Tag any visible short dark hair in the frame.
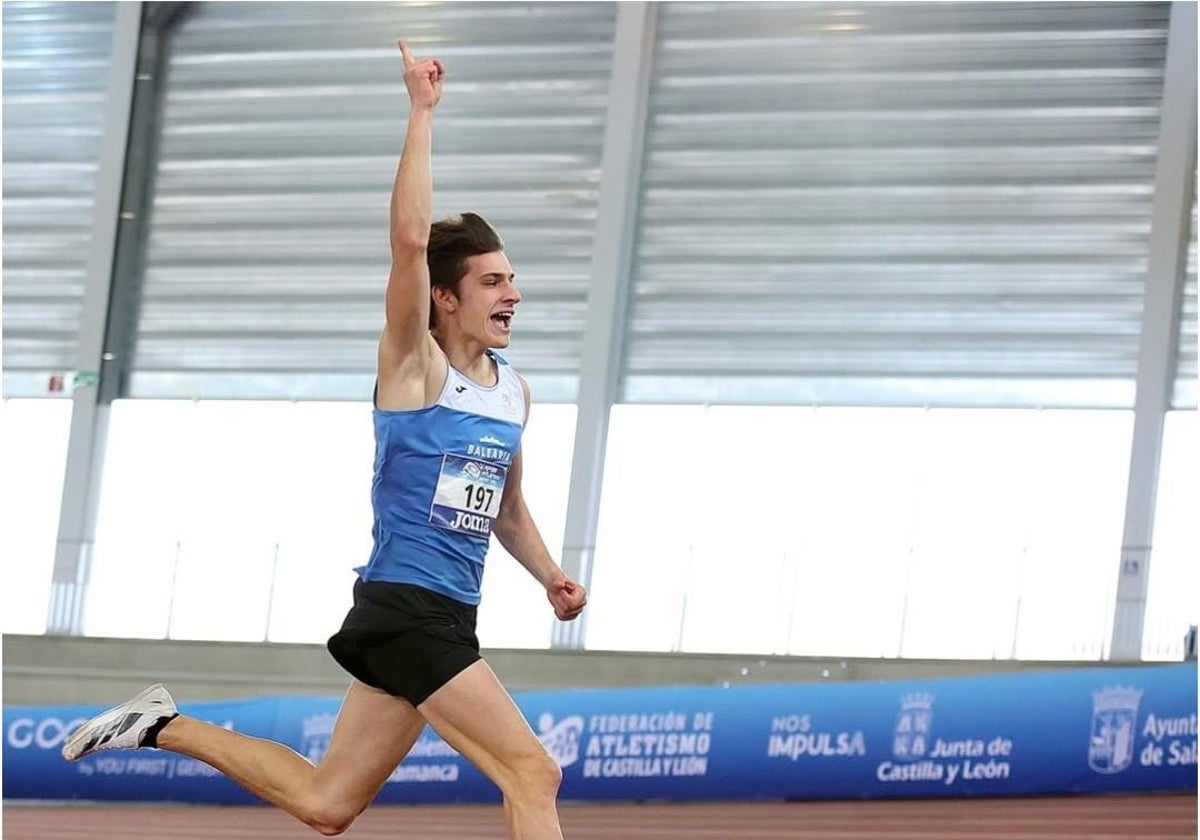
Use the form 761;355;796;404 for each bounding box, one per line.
428;212;505;328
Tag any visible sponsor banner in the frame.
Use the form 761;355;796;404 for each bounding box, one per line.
4;664;1194;804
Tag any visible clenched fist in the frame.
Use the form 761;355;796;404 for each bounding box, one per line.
547;577;588;622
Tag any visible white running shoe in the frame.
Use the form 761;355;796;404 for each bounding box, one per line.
61;683;178;762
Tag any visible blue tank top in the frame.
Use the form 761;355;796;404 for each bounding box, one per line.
357;350;526;605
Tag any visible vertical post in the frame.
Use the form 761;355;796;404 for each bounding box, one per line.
551;2;658;649
1109;1;1197;660
46;3;144;634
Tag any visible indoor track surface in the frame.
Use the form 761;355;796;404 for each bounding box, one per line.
3;793;1196;839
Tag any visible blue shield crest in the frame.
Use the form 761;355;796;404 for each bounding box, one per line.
1088;686;1142;774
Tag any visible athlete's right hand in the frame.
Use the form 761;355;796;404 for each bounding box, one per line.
398;40;444;111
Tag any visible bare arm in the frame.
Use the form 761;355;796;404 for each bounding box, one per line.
493;449;587;622
493;448;560;588
379;41;444;374
493;381;588;621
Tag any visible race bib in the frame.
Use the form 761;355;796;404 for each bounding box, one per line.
429;454;508;538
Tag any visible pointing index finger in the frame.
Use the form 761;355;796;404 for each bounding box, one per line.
398;40;414;68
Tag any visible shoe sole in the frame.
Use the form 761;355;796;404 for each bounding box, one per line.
61;683;168;762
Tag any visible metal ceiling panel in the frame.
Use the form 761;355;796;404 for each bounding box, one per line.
2;1;116;397
130;1;615;401
622;1;1171;408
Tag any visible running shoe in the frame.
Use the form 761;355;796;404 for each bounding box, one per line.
61;683;177;761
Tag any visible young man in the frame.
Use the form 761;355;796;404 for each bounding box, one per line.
61;41;588;840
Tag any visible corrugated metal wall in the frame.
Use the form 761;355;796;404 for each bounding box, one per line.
4;2;1191;410
1;1;116;397
622;2;1172;408
128;1;616;401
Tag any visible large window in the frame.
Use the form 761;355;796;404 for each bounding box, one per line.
88;400;362;641
87;399;575;647
5;397;1173;658
589;406;1132;660
0;398;73;634
1142;410;1198;660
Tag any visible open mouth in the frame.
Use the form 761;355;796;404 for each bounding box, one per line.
490;312;513;332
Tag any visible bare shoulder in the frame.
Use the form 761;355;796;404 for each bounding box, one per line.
376;331;447;410
515;372;532;421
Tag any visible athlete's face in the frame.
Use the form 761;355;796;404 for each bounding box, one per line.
452;251;521;348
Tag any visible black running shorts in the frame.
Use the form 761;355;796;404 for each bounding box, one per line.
327;579;481;706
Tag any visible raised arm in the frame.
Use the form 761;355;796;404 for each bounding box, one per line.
379;41;444;373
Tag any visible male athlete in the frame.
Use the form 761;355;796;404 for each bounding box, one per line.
63;41;587;840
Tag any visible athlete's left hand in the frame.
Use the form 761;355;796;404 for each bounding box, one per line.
547;577;587;621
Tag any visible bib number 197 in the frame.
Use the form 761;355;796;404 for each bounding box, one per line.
463;483;495;513
430;454;507;538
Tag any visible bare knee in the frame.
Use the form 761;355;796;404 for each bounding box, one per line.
504;749;562;804
307;810;353;837
303;798;363;837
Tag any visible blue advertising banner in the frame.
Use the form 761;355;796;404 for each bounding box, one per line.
4;664;1195;804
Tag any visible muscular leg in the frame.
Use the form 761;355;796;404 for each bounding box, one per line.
158;680;425;836
419;660;563;840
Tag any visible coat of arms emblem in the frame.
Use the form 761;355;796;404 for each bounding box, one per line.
1088;686;1143;774
893;693;934;760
